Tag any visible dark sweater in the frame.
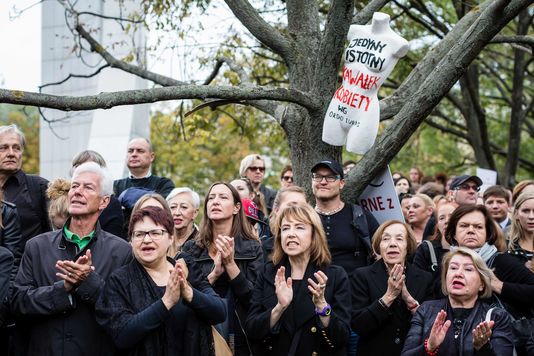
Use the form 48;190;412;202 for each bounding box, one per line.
113;175;175;198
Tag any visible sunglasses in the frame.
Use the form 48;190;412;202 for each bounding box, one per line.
282;176;293;182
248;166;265;173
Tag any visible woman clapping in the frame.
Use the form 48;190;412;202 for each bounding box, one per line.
246;204;351;355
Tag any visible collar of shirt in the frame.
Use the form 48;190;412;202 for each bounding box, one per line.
129;171;152;179
63;225;95;251
499;217;510;230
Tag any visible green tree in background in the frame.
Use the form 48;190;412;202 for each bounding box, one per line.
150;101;289;196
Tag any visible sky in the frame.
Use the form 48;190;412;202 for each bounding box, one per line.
0;0;41;91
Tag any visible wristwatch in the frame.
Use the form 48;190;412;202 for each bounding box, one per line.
315;303;332;316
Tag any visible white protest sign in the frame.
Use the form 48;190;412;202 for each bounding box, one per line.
358;166;404;224
322;12;409;154
476;168;497;194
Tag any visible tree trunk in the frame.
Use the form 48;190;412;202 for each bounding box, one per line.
503;9;529;187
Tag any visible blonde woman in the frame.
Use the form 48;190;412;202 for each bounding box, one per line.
508;193;534;272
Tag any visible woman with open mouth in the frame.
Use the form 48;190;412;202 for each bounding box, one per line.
402;247;514;355
443;204;534;355
245;203;351;355
350;220;433;356
95;206;226;355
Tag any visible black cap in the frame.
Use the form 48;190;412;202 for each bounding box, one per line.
311;160;344;179
450;175;483;189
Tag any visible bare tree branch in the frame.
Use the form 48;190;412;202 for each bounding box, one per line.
224;0;293;61
0;85;320;112
75;23;186;86
39;65;110;90
352;0;391;25
491;35;534;48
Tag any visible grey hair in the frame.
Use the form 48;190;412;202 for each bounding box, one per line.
239;154;264;177
71;162;113;196
0;124;26;148
129;137;153;152
166;187;200;209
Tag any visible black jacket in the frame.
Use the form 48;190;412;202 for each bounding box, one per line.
95;254;226;356
259;185;277;214
3;171;50;246
401;299;514;356
245;258;351;356
182;236;263;355
11;221;132;356
350;261;433;356
99;195;126;239
0;246;13;327
0;201;22;280
113;175;175;199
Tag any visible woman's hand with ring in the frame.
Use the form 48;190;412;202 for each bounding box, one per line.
472;320;494;350
308;270;328;308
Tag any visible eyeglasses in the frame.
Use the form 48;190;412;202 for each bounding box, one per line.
312;174;341;183
248;166;265;173
282;176;293;182
456;184;480;192
132;229;167;241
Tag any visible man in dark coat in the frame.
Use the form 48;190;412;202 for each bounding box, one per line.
11;162;132;356
113;137;175;198
0;124;50;255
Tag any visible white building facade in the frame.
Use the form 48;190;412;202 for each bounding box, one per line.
40;0;149;180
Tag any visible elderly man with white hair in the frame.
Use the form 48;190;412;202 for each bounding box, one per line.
11;162;132;356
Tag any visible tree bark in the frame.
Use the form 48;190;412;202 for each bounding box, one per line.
503;9;530;186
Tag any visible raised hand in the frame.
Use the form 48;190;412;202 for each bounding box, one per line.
472;320;495;350
56;249;95;291
307;270;328;308
176;260;193;303
382;263;405;306
215;235;235;266
427;310;451;352
208;251;224;285
274;266;293;308
162;263;181;310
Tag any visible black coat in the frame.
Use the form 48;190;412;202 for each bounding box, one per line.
182;235;263;355
350;261;433;356
0;246;13;327
245;258;351;356
99;195;126;239
401;299;514;356
95;254;226;356
11;221;132;356
0;201;22;280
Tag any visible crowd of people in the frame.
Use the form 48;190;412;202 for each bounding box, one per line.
0;122;533;356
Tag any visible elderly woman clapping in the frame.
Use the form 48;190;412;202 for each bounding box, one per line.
402;247;514;355
350;220;433;356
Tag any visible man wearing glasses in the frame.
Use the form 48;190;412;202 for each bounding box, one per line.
239;154;277;213
448;175;483;205
311;160;379;273
11;162;132;355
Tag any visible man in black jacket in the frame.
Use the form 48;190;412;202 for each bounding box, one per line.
0;124;50;255
11;162;132;356
113;137;174;198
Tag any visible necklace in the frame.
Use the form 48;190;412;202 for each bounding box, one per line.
315;202;344;216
